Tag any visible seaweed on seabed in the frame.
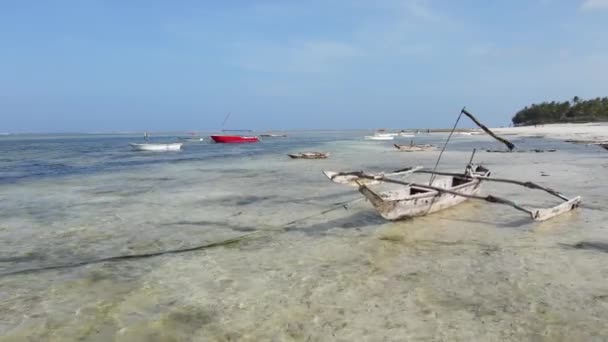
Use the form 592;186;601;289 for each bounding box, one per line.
0;233;260;277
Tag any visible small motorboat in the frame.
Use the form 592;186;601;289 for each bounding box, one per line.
210;135;259;143
288;152;329;159
130;143;183;151
364;133;394;141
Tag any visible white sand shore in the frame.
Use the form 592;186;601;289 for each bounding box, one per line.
492;122;608;143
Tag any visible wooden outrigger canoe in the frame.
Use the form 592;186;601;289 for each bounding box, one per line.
323;164;581;222
288;152;329;159
323;108;581;222
394;143;436;152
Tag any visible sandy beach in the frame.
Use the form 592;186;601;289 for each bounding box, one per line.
493;122;608;143
0;131;607;341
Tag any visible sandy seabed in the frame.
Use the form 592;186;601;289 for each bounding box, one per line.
1;131;607;341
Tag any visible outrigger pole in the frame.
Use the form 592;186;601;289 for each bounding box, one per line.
429;107;515;185
414;170;569;201
460;108;515;151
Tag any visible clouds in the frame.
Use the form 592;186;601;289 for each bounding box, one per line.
225;0;448;73
229;39;361;73
404;0;442;21
4;0;608;131
581;0;608;10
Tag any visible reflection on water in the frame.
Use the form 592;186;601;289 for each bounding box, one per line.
1;132;607;340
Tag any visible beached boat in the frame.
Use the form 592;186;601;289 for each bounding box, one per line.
130;143;183;151
324;163;581;222
324;165;489;220
394;143;436;152
365;133;394;141
288;152;329;159
210;135;259;143
323;108;581;222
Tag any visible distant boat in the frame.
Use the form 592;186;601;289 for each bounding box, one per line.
260;134;287;138
177;137;204;142
600;143;608;151
288;152;329;159
178;132;204;142
365;133;394;141
394;143;436;152
130;143;183;151
210;135;259;143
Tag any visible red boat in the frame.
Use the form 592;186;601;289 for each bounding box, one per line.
210;135;259;143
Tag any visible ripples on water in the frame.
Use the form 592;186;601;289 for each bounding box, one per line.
1;132;607;340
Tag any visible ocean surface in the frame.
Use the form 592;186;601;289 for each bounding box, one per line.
1;131;607;341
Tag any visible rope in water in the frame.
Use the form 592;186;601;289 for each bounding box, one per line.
0;197;364;277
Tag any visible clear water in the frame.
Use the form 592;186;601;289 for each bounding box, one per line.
1;132;607;341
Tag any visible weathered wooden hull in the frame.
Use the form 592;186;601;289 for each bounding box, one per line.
288;152;329;159
359;176;483;220
394;144;436;152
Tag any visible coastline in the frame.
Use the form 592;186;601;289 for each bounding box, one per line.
492;122;608;143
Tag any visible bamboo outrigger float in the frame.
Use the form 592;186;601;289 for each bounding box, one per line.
323;108;582;222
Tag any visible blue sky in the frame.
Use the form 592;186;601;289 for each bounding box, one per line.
1;0;608;132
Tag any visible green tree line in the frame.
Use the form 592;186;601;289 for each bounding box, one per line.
512;96;608;125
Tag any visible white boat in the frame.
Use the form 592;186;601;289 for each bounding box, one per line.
130;143;183;151
365;133;395;141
